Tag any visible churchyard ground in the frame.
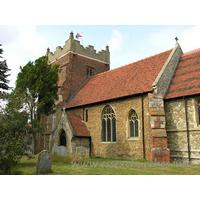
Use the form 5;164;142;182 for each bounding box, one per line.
9;155;200;175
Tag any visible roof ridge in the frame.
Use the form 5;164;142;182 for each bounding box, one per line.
92;48;173;78
120;48;173;68
183;48;200;56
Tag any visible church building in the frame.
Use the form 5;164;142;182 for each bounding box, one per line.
40;32;200;164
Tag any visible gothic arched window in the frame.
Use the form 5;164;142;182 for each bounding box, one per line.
102;105;116;142
129;110;139;138
60;131;66;146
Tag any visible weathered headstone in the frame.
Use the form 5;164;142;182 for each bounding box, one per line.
76;145;90;157
52;146;59;154
57;146;68;157
36;150;52;174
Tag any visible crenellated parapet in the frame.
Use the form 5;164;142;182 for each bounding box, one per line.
47;32;110;64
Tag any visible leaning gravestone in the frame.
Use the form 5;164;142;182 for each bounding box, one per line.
57;146;68;157
36;150;52;174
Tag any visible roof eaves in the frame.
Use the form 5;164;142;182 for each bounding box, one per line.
65;90;152;109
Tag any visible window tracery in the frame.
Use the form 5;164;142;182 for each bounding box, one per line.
102;105;116;142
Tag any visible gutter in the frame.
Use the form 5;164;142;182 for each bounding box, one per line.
142;94;146;159
184;97;191;161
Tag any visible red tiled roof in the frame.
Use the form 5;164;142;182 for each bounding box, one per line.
165;49;200;99
65;49;173;109
67;114;90;137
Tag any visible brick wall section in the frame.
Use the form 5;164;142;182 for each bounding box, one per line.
66;94;150;160
51;52;109;108
147;93;170;162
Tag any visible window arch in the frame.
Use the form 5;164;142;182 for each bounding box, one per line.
102;105;116;142
128;109;139;138
60;130;66;146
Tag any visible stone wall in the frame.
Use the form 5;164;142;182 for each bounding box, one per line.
165;96;200;164
66;94;150;160
49;110;91;156
51;110;74;153
71;137;90;154
153;43;183;97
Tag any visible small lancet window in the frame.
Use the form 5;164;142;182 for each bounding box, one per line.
86;109;88;122
90;69;92;76
86;68;90;76
129;110;139;138
86;67;93;77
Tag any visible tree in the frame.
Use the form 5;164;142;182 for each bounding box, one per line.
0;91;30;174
15;56;60;153
0;44;11;91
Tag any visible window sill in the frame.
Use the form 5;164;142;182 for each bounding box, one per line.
101;142;117;144
127;137;139;141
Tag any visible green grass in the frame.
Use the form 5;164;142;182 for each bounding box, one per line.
11;155;200;175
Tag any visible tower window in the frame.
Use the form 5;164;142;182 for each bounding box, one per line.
86;67;94;77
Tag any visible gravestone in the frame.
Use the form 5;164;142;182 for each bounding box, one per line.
36;150;52;174
76;145;90;157
52;146;59;154
57;146;68;157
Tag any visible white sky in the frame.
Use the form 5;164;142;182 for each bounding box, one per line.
2;25;200;91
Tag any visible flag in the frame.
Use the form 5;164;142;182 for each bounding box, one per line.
76;33;82;39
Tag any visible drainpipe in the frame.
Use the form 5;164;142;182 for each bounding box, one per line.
184;97;191;161
142;94;146;159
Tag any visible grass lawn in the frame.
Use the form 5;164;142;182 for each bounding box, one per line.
10;155;200;175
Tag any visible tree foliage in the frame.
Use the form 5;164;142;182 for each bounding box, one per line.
16;56;60;120
15;56;60;153
0;91;30;174
0;44;11;91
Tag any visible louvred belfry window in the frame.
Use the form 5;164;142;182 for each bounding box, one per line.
129;110;139;138
102;105;116;142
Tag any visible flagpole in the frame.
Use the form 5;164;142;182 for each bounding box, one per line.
82;32;83;46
